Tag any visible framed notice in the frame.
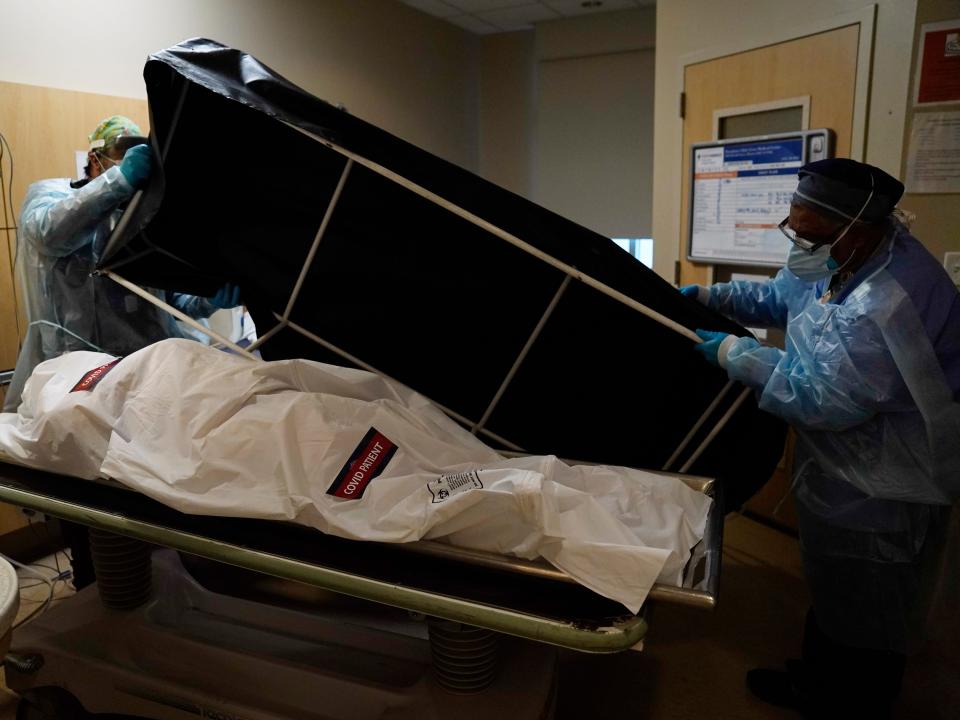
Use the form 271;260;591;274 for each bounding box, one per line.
915;19;960;106
687;129;834;267
905;111;960;193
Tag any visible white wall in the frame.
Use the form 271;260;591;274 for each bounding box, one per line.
0;0;480;169
535;48;655;238
479;32;535;197
478;7;657;240
536;8;656;59
652;0;919;280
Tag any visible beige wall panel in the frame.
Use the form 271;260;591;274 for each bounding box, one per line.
0;0;479;172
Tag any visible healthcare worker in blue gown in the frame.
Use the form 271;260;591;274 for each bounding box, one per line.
682;158;960;719
4;115;239;415
4;116;239;588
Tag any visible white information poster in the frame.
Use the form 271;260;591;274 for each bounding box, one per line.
905;111;960;193
689;138;802;265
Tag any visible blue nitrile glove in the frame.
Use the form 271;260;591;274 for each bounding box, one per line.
211;283;242;309
680;284;711;305
694;329;731;367
119;144;152;188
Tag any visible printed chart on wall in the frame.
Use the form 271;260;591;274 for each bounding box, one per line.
688;138;801;266
905;111;960;193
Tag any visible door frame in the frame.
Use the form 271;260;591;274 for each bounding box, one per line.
677;4;876;160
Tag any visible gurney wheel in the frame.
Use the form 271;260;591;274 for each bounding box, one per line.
427;619;500;694
88;530;152;610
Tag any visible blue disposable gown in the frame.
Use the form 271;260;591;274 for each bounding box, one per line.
707;222;960;651
4;167;218;411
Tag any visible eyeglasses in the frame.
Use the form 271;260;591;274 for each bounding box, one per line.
777;217;837;253
780;174;876;253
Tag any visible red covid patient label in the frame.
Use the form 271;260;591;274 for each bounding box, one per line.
70;359;122;392
326;428;398;500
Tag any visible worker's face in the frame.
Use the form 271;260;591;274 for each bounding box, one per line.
87;147;124;179
786;204;848;249
786;203;881;269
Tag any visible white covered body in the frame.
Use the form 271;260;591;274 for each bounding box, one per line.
0;339;711;612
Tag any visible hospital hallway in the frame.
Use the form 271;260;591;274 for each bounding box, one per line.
554;513;960;720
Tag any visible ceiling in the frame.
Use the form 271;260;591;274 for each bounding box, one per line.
398;0;654;35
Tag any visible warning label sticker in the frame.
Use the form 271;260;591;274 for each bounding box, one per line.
326;428;398;500
428;470;483;504
70;358;122;392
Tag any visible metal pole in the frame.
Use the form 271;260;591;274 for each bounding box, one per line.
679;386;753;473
661;380;734;471
473;275;571;435
283;317;525;452
282;159;354;321
102;271;257;359
282;122;701;344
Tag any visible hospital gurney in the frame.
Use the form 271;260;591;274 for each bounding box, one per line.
0;459;722;714
0;459;721;653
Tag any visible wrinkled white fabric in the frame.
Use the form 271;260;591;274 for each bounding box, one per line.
0;339;711;612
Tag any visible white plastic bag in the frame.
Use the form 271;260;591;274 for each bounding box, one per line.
0;339;711;612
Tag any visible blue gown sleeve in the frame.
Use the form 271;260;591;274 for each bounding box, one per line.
18;168;134;257
167;293;219;320
721;308;909;432
707;268;805;329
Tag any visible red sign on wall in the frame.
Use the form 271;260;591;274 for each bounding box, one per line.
916;21;960;105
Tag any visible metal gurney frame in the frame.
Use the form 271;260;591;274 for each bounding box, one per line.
0;459;722;653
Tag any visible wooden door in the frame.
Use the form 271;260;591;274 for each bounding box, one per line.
678;26;860;530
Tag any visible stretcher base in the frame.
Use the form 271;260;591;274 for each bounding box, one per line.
9;551;558;720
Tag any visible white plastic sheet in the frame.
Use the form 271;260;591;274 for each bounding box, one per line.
0;340;711;612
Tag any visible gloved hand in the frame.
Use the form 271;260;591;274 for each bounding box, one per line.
119;144;152;188
680;284;708;304
694;329;732;367
210;283;242;309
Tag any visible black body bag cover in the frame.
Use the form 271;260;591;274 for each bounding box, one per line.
100;38;786;509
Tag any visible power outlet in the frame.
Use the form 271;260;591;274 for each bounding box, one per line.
945;252;960;287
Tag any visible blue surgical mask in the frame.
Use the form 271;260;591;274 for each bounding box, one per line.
787;244;839;283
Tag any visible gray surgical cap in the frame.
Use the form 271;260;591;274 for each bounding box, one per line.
793;158;904;223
